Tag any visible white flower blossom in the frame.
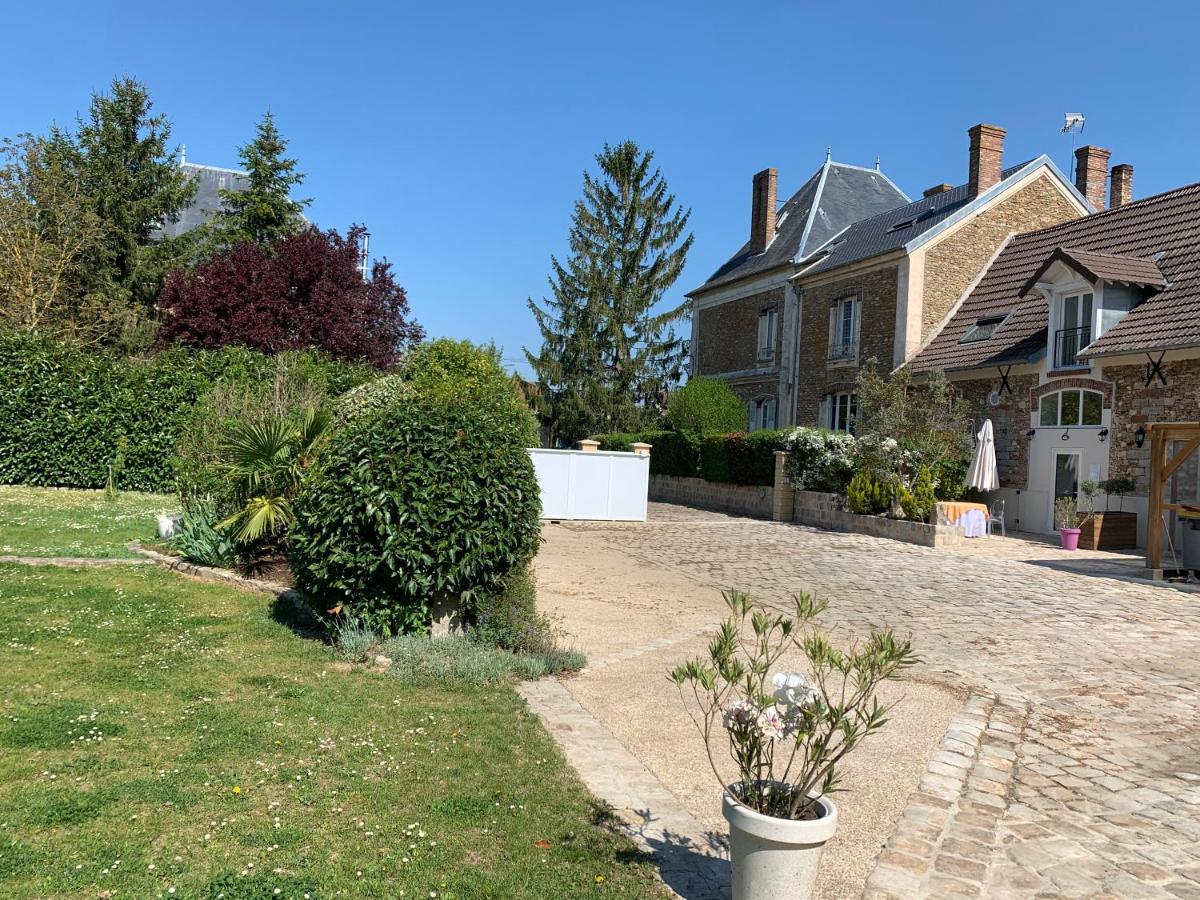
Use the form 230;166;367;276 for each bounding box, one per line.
755;707;787;741
772;672;818;709
721;700;759;731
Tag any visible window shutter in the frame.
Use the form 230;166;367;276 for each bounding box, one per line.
818;395;831;429
747;401;755;431
828;304;837;358
765;398;776;429
852;297;862;355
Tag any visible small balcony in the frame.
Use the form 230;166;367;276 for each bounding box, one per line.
1054;325;1091;370
828;340;858;363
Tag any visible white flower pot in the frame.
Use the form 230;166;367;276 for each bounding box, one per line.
723;791;838;900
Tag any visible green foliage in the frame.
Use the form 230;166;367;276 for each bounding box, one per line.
214;406;329;546
210;111;310;247
700;430;787;486
172;500;237;567
784;427;856;493
403;338;538;447
666;377;746;434
1101;476;1135;512
902;466;937;523
0;332;372;492
378;635;549;684
853;361;971;491
668;589;917;819
847;470;892;515
526;141;693;444
330;374;410;429
289;389;542;635
1054;496;1079;530
592;430;700;477
473;566;585;676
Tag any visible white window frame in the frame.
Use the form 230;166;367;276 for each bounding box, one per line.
828;295;861;364
1038;389;1104;427
830;391;857;433
750;395;777;431
1049;283;1094;370
757;308;777;362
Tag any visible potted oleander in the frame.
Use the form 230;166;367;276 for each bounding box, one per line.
669;591;917;900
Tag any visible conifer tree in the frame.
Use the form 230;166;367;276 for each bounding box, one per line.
526;141;692;444
215;111;310;246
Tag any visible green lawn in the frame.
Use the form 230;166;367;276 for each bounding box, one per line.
0;485;174;558
0;490;667;899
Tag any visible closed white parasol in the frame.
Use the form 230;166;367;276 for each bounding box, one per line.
966;419;1000;492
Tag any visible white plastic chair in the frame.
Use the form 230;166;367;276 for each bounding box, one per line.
988;499;1006;537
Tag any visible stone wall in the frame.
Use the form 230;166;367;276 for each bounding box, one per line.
954;372;1039;488
1107;358;1200;496
695;285;785;375
920;173;1081;338
649;474;774;520
791;490;967;548
795;263;899;426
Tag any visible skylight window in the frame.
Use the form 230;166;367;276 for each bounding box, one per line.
887;217;916;232
959;314;1009;343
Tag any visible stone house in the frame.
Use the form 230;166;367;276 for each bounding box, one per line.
909;163;1200;545
688;124;1090;432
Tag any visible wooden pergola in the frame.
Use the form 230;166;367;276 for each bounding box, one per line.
1145;422;1200;573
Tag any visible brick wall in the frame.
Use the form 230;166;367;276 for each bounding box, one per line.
794;264;898;425
921;174;1081;338
954;373;1039;488
1107;358;1200;495
695;285;785;375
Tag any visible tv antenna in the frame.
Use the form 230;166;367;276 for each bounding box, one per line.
1061;113;1086;179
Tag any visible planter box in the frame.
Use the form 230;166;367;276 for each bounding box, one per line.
792;490;967;549
1078;511;1137;551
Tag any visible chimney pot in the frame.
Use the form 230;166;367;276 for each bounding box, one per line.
923;183;954;198
968;123;1006;199
1075;145;1111;210
750;168;778;254
1110;163;1133;209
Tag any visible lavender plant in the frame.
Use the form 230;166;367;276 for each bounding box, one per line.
669;590;917;820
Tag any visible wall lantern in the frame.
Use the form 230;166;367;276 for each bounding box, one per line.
1135;425;1147;448
1025;429;1037;439
1098;428;1109;443
1061;428;1071;441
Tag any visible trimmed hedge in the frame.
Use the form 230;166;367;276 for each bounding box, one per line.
699;430;787;486
0;332;373;493
593;428;786;486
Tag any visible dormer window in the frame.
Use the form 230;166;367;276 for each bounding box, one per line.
960;314;1009;343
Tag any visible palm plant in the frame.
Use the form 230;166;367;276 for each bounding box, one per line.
217;406;329;546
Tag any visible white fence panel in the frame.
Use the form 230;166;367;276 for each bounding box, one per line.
527;449;649;521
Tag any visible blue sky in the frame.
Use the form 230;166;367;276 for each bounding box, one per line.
3;1;1197;374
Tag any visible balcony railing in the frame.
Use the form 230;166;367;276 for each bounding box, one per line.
828;340;857;362
1054;325;1091;369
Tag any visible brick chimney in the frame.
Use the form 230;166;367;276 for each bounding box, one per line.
1075;145;1111;210
968;124;1006;199
750;168;778;254
1110;163;1133;208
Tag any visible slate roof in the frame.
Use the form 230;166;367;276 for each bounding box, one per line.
156;162;249;239
910;182;1200;372
801;162;1033;277
694;161;909;293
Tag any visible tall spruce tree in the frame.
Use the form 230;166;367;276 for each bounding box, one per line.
214;111;310;246
72;77;196;320
526;141;692;444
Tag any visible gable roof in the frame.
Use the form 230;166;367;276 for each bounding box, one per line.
1017;247;1166;297
910;182;1200;372
693;160;909;294
800;157;1081;278
156;162;250;239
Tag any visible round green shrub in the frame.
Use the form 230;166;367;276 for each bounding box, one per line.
666;377;747;434
330;374;412;430
288;391;542;634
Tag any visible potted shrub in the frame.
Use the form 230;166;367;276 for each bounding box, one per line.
1055;496;1082;551
1078;477;1138;550
669;591;917;900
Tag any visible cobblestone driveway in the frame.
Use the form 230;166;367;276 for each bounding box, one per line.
566;506;1200;899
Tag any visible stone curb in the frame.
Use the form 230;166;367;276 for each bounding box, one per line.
862;688;1030;899
0;555;152;566
128;543;304;604
517;678;731;900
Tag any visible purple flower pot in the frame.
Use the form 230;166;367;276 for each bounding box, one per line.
1060;527;1081;551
